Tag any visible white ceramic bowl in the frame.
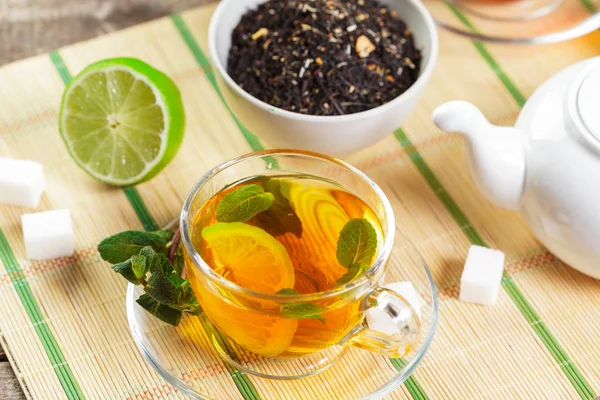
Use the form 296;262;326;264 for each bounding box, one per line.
208;0;438;155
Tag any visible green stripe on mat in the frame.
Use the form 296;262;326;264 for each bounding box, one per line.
171;13;429;398
199;314;261;400
445;3;526;107
390;359;429;400
49;50;261;400
394;129;596;400
170;14;264;153
0;230;84;399
123;187;159;231
49;51;72;85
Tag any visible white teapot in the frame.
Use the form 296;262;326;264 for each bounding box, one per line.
432;57;600;279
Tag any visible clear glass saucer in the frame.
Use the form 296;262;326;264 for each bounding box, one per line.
425;0;600;44
127;232;438;399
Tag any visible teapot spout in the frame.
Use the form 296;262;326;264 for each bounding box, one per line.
432;101;491;138
432;101;526;212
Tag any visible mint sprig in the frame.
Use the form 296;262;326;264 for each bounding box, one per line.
99;229;201;326
216;184;274;222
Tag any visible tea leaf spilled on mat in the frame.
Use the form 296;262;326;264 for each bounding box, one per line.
216;184;274;222
99;229;201;326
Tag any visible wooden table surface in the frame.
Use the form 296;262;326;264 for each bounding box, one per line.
0;1;214;397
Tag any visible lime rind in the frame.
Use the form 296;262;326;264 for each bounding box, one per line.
59;58;185;186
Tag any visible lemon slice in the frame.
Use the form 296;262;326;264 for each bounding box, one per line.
200;222;297;355
200;288;298;356
59;58;185;186
201;222;295;294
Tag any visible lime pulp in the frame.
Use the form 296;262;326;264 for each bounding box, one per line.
59;58;185;186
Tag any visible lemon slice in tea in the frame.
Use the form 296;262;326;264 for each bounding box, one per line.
200;222;297;356
59;58;185;186
199;288;299;356
201;222;295;293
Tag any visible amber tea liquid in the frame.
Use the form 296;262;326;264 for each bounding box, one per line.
186;175;384;357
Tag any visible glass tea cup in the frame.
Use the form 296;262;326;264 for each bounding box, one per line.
180;150;422;378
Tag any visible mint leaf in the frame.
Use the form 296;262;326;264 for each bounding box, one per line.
174;281;203;315
255;180;303;238
336;263;369;286
139;246;171;275
131;254;147;280
169;272;186;288
172;249;184;276
98;230;174;263
281;303;325;324
216;184;274;223
277;288;301;295
278;288;325;323
112;259;140;284
176;280;195;303
136;294;182;326
176;299;202;315
309;315;326;323
145;272;178;305
336;219;378;269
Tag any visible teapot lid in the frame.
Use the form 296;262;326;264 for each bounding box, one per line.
577;66;600;142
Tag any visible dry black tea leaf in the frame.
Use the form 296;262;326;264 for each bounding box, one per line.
228;0;422;116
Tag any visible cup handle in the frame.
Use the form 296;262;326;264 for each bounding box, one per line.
341;286;421;358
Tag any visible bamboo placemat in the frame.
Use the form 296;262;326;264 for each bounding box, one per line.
0;2;599;399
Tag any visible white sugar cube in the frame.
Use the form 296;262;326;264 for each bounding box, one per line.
0;158;45;209
385;281;422;319
22;210;75;260
460;245;505;306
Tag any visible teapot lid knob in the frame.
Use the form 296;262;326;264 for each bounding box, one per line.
576;66;600;143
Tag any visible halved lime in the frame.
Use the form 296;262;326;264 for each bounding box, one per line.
59;58;185;186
